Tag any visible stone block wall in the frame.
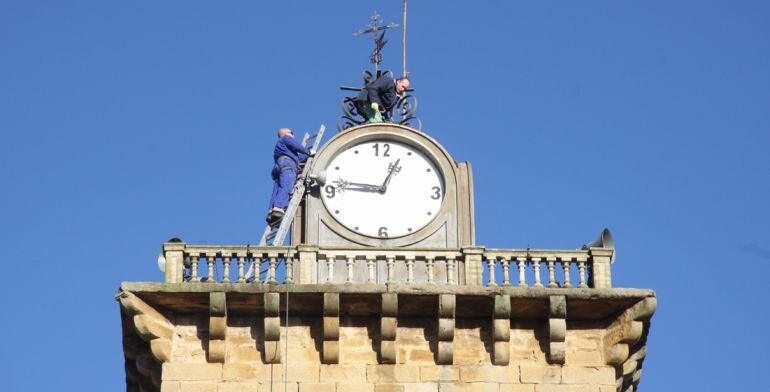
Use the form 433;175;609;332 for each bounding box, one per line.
160;314;615;392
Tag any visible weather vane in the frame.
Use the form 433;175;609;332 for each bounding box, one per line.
338;4;419;131
354;11;399;75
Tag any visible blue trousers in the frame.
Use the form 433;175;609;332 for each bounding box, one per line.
269;157;297;210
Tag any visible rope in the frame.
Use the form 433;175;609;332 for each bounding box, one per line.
402;0;408;77
284;269;290;391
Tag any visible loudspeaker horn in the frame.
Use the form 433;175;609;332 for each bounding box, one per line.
581;228;616;263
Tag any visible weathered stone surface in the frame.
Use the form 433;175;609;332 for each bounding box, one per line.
322;341;339;364
134;314;174;341
382;294;398;317
437;319;455;341
210;292;227;317
283;363;320;382
319;364;367;382
500;385;535;392
178;381;218;391
561;367;615;385
549;296;566;319
323;317;340;340
381;318;398;340
298;382;335;392
437;341;454;365
493;320;511;342
263;341;281;364
160;381;180;392
323;293;340;316
548;319;566;342
438;382;500;392
404;382;439;392
218;382;260;392
381;340;397;364
493;341;510;366
264;318;281;341
151;338;172;363
534;385;602;392
337;383;375;392
438;294;456;318
121;278;655;392
547;342;566;364
264;293;280;316
565;351;602;366
460;365;519;383
162;363;222;381
258;382;298;392
222;364;270;382
208;340;226;363
375;384;405;392
519;365;561;384
367;365;421;383
420;366;459;382
494;295;511;318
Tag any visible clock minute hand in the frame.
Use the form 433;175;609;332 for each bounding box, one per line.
335;179;382;192
379;158;402;193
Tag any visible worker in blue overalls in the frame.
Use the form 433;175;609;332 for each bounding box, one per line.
267;128;314;224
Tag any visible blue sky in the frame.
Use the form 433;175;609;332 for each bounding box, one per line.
1;1;769;390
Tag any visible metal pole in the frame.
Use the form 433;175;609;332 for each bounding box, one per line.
402;0;407;77
284;281;289;392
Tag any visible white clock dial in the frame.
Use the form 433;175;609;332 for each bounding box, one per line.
321;140;445;238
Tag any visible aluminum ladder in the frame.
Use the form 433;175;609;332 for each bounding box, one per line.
245;124;326;281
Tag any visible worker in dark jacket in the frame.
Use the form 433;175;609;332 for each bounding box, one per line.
354;74;410;123
267;128;314;223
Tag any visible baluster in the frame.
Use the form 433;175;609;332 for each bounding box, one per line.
237;256;245;283
546;257;558;288
326;256;335;283
447;257;456;285
386;256;395;283
517;257;527;287
406;256;415;284
190;255;199;281
206;253;216;283
267;254;278;285
285;253;294;284
532;257;543;288
561;258;572;288
366;257;376;283
222;256;231;283
577;258;587;288
346;256;355;283
501;257;511;286
426;256;435;284
486;255;497;287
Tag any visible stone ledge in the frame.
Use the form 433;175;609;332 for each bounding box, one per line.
120;283;654;321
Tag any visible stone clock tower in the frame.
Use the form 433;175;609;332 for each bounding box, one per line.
294;123;475;248
117;122;657;392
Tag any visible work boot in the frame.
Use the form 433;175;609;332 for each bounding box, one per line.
266;207;285;225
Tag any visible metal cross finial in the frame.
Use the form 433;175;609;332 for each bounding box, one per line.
354;11;399;71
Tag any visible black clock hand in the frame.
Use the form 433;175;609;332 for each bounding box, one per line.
334;179;382;193
379;159;401;193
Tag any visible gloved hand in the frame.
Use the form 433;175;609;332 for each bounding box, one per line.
371;102;380;112
308;149;316;157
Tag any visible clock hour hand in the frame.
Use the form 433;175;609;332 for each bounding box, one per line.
379;159;402;193
333;179;382;193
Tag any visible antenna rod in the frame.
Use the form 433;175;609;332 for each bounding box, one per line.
402;0;407;77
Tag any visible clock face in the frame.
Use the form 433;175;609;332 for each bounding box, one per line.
321;140;445;238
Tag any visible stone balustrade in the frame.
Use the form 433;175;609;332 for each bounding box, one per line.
482;249;613;289
162;241;615;288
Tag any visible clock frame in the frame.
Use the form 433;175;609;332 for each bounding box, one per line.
293;123;475;248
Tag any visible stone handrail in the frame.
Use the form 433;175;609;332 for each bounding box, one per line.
161;242;614;288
